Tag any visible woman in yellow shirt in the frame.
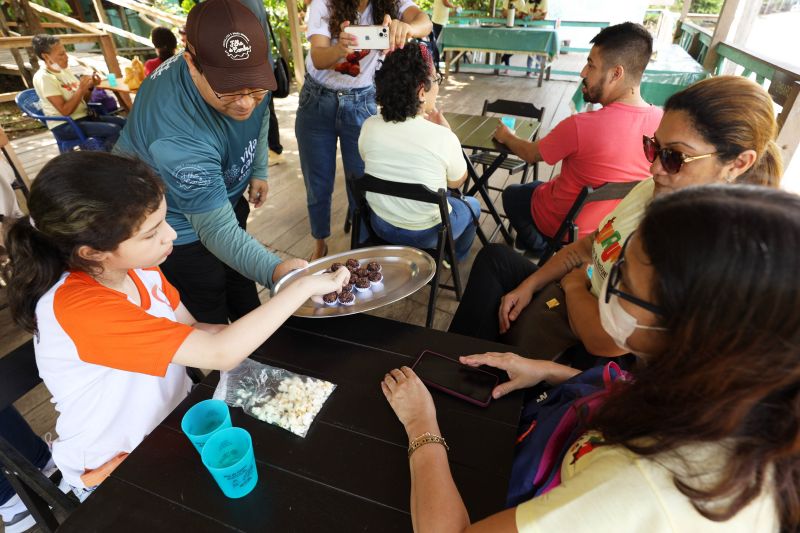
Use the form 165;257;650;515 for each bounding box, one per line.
381;184;798;532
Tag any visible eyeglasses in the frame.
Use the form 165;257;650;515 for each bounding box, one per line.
188;51;268;103
433;72;444;86
642;136;718;175
604;235;665;316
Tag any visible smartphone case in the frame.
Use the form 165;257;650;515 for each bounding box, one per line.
346;25;390;50
411;351;498;408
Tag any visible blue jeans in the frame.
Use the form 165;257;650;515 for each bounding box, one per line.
0;406;51;505
502;181;549;253
370;196;481;262
51;115;127;149
295;75;377;239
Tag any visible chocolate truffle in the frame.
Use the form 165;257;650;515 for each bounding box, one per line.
356;268;369;278
368;271;383;284
366;261;382;273
322;292;338;305
355;277;371;292
342;282;354;292
338;291;355;305
349;273;359;285
346;258;360;269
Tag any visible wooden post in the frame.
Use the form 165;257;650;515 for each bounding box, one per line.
703;0;757;73
285;0;305;88
97;33;132;109
91;0;111;25
8;0;41;73
0;9;31;86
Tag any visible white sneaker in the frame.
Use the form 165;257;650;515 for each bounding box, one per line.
1;494;36;533
268;150;285;166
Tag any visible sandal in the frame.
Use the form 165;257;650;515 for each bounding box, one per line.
309;243;328;262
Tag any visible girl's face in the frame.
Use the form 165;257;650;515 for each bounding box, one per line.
419;67;440;114
604;233;668;358
103;198;177;272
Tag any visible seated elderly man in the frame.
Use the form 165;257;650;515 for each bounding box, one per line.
31;34;126;149
358;42;479;262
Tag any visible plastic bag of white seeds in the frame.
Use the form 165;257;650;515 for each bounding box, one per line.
213;358;336;438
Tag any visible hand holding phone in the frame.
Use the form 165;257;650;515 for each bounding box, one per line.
346;25;390;50
412;350;499;407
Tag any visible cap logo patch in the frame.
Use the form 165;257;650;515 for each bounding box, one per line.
223;32;252;60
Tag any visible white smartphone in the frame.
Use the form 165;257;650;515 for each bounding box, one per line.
345;25;390;50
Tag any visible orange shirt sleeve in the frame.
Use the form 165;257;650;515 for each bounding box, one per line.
53;279;194;377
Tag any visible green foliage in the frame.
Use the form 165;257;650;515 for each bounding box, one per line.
690;0;724;14
30;0;72;15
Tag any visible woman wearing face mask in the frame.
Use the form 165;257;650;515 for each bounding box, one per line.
448;75;783;358
382;185;800;532
31;34;126;150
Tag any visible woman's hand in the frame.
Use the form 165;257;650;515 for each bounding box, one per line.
78;75;94;94
460;352;569;396
381;366;438;437
248;179;268;208
425;106;450;129
383;15;412;52
560;263;591;294
336;21;358;58
493;123;515;145
498;283;534;334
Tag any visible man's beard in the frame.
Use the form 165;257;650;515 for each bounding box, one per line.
582;80;604;104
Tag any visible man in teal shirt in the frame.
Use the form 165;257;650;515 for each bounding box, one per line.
116;0;305;323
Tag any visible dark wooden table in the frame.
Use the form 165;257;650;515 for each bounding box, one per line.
59;314;524;532
445;111;540;245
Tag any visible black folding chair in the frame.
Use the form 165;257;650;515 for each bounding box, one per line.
470;98;545;185
0;340;80;532
347;174;465;328
537;181;640;266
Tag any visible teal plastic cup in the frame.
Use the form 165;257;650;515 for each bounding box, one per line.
107;73;117;87
501;116;516;129
201;427;258;499
181;399;232;453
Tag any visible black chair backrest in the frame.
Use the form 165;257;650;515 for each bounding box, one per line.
347;174;450;248
538;180;640;265
482;98;544;121
0;340;79;531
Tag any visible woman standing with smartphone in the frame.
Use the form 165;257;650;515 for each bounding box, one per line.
296;0;432;260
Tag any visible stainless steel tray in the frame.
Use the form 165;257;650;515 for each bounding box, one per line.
271;246;437;318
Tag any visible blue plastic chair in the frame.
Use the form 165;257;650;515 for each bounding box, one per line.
15;89;106;153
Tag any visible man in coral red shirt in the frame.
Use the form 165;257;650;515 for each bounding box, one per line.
494;22;662;254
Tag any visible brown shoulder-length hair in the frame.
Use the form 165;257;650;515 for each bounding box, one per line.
590;185;800;530
665;75;783;187
327;0;398;39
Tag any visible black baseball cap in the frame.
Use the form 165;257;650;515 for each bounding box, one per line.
185;0;276;93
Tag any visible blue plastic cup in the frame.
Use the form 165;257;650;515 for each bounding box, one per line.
107;73;117;87
201;427;258;499
501;116;516;129
181;399;232;453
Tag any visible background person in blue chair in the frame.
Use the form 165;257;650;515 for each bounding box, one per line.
296;0;432;261
382;185;799;533
115;0;306;324
494;22;662;255
449;76;784;355
30;34;126;149
359;42;478;260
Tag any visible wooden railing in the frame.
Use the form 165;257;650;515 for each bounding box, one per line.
676;20;713;64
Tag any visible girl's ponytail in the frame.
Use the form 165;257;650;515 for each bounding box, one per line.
6;216;66;333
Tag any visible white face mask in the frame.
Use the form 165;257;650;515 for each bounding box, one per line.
598;275;666;356
47;61;62;73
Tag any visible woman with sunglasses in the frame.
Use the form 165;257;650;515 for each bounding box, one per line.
383;185;798;531
449;75;783;358
297;0;432;260
357;42;480;261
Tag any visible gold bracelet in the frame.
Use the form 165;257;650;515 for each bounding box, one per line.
407;432;449;458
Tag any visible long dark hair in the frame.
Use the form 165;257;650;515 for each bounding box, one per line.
328;0;398;39
6;152;164;334
665;76;783;186
591;185;800;530
151;26;178;61
374;41;432;122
